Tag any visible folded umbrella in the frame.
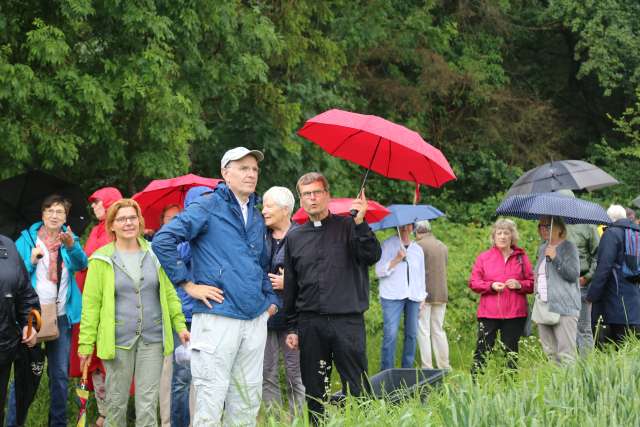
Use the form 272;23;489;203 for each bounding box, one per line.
506;160;618;197
14;309;44;426
75;363;90;427
369;204;444;231
292;198;391;225
496;192;611;225
0;171;89;240
132;173;222;230
298;109;456;195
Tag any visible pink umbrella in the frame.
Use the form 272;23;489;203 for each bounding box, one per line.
298;109;456;193
292;198;391;224
132;174;222;230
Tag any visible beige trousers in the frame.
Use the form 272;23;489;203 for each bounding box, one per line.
159;354;173;426
103;340;164;427
537;315;578;364
417;303;451;369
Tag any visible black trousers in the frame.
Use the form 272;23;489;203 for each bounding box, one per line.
297;313;369;423
0;361;12;427
472;317;527;373
606;324;640;346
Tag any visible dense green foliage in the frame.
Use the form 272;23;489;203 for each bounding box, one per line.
1;0;638;216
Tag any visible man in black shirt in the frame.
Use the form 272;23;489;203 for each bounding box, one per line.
284;172;381;422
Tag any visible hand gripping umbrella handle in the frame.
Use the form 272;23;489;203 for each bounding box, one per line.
27;308;42;337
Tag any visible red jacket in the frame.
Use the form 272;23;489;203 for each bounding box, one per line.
469;246;534;319
71;187;122;380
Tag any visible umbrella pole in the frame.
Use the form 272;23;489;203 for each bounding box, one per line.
351;138;382;217
546;217;554;262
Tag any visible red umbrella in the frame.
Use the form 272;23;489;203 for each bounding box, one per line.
298;109;456;193
132;174;222;230
292;198;391;224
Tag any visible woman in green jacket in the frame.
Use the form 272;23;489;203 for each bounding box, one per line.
78;199;188;427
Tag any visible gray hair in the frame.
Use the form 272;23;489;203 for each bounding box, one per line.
263;186;295;215
607;204;627;222
415;220;432;234
490;218;519;247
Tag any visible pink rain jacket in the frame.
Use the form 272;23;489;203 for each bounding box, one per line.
469;246;534;319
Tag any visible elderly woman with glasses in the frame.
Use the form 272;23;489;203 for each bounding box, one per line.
532;216;580;364
469;218;534;373
78;199;189;426
8;194;88;427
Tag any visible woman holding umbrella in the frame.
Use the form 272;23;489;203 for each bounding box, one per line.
70;187;123;427
78;199;189;427
0;234;39;427
532;216;581;364
469;219;534;373
8;194;88;427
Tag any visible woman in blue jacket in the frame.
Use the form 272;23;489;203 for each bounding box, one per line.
7;194;87;427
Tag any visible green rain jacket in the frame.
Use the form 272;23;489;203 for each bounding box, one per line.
78;238;186;359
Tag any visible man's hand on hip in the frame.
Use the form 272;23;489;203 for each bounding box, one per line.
183;281;224;308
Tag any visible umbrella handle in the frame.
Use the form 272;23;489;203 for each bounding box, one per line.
27;309;42;337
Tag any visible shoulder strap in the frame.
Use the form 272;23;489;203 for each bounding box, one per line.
518;253;524;277
55;247;63;295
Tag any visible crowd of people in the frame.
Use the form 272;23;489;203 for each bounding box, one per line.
0;146;639;426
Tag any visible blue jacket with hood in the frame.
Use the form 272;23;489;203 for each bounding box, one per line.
152;183;279;320
158;185;214;323
15;222;88;325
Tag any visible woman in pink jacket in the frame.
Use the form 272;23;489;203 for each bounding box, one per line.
469;219;534;373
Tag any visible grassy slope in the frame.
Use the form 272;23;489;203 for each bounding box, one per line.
25;220;639;426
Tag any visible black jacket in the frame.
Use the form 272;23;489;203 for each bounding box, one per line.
283;214;381;332
265;223;298;331
587;219;640;325
0;235;40;364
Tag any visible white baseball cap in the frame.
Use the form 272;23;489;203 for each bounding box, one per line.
220;147;264;169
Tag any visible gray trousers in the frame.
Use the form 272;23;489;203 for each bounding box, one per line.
538;316;578;364
262;329;305;414
577;286;594;355
103;340;164;427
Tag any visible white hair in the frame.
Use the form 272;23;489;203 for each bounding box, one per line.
263;186;295;215
415;220;432;233
607;204;627;222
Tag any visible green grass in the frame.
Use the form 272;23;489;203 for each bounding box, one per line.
23;220;639;426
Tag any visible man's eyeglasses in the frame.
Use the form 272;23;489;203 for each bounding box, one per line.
114;215;139;224
44;209;66;217
538;224;551;230
300;189;326;199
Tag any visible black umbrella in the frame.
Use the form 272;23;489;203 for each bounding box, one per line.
0;171;89;240
506;160;618;197
14;309;45;426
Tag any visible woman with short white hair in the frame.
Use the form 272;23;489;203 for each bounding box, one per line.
607;204;627;222
261;186;305;414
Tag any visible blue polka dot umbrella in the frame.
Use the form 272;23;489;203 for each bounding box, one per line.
496;192;611;225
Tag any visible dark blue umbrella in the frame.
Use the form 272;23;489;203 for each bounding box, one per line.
496;192;611;225
370;204;444;231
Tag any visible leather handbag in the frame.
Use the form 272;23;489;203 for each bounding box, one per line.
36;248;63;343
36;302;60;342
531;294;560;326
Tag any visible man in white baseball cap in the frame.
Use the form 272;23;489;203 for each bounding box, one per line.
154;146;278;426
